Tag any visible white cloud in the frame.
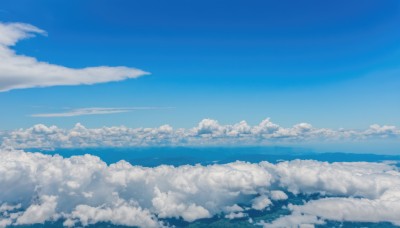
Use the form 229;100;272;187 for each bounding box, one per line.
225;212;247;219
251;195;272;210
0;148;400;227
15;195;58;225
66;204;160;228
30;107;170;117
0;22;148;92
261;160;400;227
261;214;325;228
270;159;399;198
269;190;288;201
1;118;398;148
0;149;274;227
264;189;400;227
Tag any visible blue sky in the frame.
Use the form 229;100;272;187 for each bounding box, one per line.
0;0;399;130
2;3;400;226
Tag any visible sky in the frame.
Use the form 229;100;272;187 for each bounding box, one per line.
0;0;399;130
2;2;400;227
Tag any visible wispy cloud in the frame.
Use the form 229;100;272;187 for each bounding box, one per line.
30;107;171;117
0;22;149;92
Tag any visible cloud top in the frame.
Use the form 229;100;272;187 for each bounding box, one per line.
0;22;148;92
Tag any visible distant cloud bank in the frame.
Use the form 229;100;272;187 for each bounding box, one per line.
0;22;148;92
1;118;398;149
0;148;399;227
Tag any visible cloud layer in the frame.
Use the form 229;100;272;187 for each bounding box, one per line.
1;118;398;149
0;22;148;92
0;149;399;227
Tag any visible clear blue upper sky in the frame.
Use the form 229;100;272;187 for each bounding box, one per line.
0;0;399;129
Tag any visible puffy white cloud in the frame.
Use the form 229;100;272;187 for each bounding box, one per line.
261;214;325;228
269;190;288;201
264;188;400;227
1;148;400;227
364;124;399;138
0;149;274;227
261;160;400;227
225;212;247;219
0;22;148;92
1;118;398;149
151;187;211;222
270;159;400;198
251;195;272;210
15;195;58;225
66;203;160;228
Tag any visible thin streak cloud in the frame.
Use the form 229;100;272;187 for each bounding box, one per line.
30;107;171;117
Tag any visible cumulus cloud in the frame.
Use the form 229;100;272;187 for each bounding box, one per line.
261;214;325;228
261;160;400;227
263;189;400;227
0;22;148;92
1;118;398;148
0;149;400;227
251;195;272;210
66;204;160;227
30;107;171;117
0;149;273;227
15;195;58;225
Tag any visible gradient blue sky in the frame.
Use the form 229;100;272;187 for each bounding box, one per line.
1;0;399;130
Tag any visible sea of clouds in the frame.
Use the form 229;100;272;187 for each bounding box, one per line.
1;148;400;227
1;118;399;149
